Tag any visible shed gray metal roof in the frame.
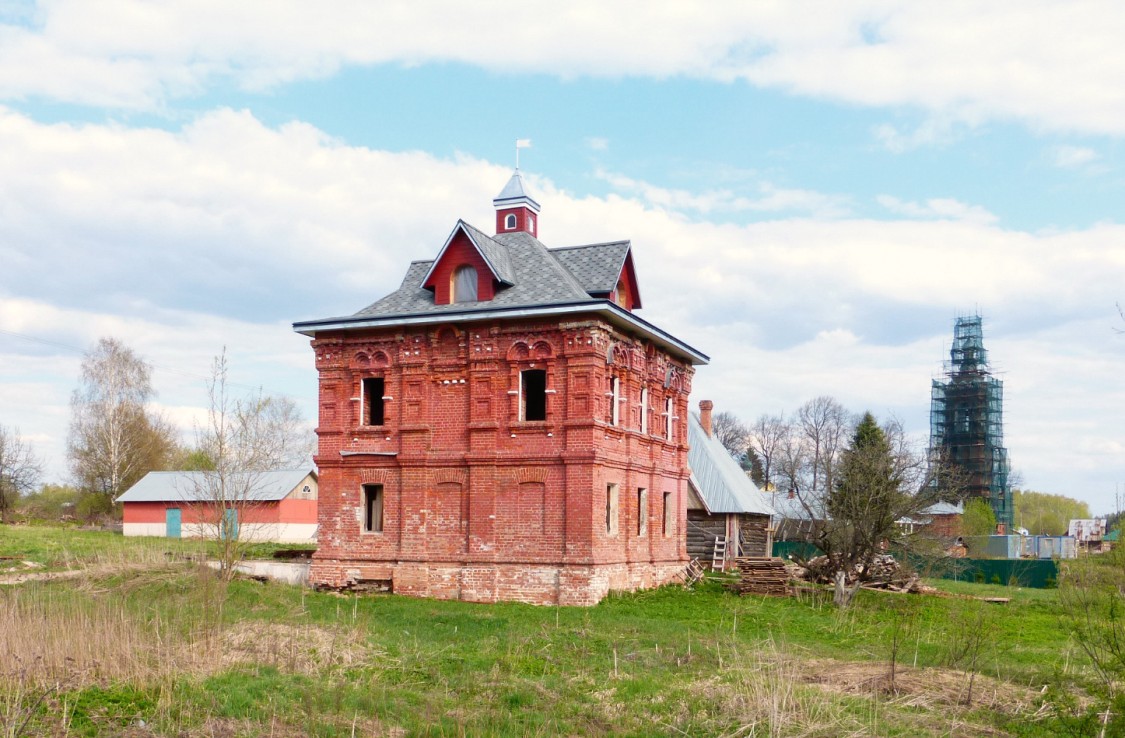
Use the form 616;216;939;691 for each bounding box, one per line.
687;412;773;516
115;469;315;503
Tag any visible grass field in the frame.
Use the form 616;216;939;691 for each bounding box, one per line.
0;526;1112;737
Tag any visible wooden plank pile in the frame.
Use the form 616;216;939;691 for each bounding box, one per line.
731;557;791;597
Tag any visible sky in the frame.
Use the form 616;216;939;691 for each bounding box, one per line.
1;1;1123;514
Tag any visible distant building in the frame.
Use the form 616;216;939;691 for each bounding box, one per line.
116;469;318;543
685;400;774;568
292;170;707;606
929;316;1013;530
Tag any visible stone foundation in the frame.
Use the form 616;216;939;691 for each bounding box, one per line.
309;558;686;606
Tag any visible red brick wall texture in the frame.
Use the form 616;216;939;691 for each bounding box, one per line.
308;316;695;605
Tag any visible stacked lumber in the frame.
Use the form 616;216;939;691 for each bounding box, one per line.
731;557;791;597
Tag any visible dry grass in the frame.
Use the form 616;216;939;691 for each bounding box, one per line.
0;564;378;695
712;640;1054;738
218;621;383;675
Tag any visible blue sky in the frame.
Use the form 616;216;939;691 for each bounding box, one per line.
1;1;1123;512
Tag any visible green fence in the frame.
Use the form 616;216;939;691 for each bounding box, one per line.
771;542;1059;588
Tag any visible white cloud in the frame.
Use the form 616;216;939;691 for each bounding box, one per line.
584;137;609;151
2;2;1125;135
2;109;1122;510
1052;144;1099;169
876;195;998;225
597;170;852;219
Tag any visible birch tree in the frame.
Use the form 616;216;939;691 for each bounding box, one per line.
67;337;175;506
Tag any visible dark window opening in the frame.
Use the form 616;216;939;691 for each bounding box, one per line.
363;484;384;533
522;369;547;421
363;377;385;426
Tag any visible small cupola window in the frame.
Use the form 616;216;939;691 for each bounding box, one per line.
451;265;478;303
504;213;517;230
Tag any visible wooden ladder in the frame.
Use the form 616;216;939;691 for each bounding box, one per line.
712;535;729;571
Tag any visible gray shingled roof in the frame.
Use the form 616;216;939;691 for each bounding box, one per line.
116;469;315;503
687;412;773;515
294;218;710;365
462;221;516;285
550;241;631;296
356;227;623;319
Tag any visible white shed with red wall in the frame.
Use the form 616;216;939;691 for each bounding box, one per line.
116;469;318;544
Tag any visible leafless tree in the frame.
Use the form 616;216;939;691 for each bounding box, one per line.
68;337;176;506
0;426;42;522
748;413;788;491
186;350;312;578
796;396;853;498
711;411;749;458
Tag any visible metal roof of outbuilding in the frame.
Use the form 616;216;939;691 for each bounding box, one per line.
687;411;773;516
115;469;315;503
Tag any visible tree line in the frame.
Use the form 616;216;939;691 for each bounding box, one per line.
1;337;313;524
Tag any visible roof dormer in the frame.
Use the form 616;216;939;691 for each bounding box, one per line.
421;221;515;305
493;169;540;238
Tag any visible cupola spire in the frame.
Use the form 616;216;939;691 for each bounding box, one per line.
493;168;541;237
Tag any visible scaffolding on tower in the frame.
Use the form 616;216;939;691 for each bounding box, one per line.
929;315;1013;530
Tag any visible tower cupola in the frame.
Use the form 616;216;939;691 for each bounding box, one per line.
493;169;541;238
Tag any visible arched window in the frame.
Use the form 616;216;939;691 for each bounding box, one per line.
451;265;478;303
504;213;517;230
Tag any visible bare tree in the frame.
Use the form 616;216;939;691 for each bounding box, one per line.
748;413;788;491
796;396;852;498
711;411;749;458
775;421;808;496
0;426;42;522
68;337;175;507
186;351;312;578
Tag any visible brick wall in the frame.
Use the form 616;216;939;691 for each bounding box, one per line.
308;314;694;604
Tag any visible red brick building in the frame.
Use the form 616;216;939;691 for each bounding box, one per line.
293;170;708;605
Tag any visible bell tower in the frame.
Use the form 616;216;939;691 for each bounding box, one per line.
493;169;540;238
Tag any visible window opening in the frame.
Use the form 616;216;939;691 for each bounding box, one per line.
609;376;621;426
640;388;649;434
664;397;673;438
662;491;673;536
520;369;547;421
505;213;517;229
362;377;385;426
606;483;619;535
363;484;384;533
637;488;648;535
452;265;478;303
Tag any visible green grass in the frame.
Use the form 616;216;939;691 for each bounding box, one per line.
0;524;313;571
0;525;1109;736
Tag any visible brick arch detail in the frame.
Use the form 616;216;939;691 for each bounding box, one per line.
514;467;550;484
360;469;391;484
432;468;468;485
